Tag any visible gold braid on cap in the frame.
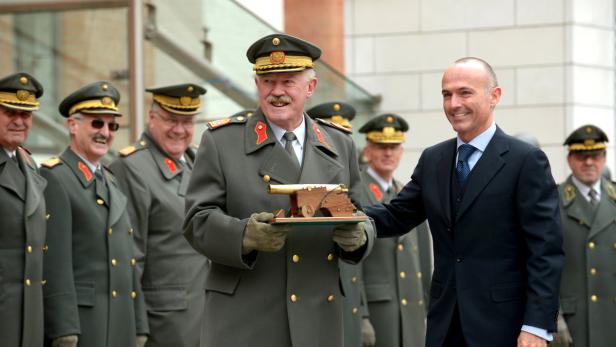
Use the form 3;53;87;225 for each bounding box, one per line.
366;127;406;144
568;143;607;152
69;98;118;116
0;91;39;110
153;94;200;110
254;55;314;74
328;115;353;130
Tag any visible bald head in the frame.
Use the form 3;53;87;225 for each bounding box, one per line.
453;57;498;91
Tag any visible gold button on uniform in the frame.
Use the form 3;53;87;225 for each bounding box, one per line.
397;244;404;251
131;258;136;266
25;279;31;286
292;255;300;263
399;271;406;279
591;295;598;302
108;228;113;236
27;245;32;253
111;259;117;266
588;242;595;249
96;198;104;205
43;244;49;252
401;298;408;306
129;228;134;235
262;175;271;183
290;294;297;303
327;295;335;302
416;272;422;279
131;291;137;299
112;290;118;298
418;299;424;306
351;276;358;284
41;280;47;285
327;253;334;261
46;214;50;220
352;307;359;315
613;242;616;250
590;268;597;276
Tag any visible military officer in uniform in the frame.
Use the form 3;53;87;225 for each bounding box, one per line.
41;81;148;347
559;124;616;347
183;34;375;347
307;101;365;347
0;72;47;347
358;114;431;347
110;83;208;347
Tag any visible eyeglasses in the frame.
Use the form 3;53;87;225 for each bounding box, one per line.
154;112;195;129
90;119;120;132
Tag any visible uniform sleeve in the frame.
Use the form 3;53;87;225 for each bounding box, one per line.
517;148;564;332
183;130;253;269
41;169;81;339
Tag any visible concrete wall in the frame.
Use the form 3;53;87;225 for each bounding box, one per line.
345;0;616;183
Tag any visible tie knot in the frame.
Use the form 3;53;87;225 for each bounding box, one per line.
283;132;297;142
95;168;104;180
458;144;476;162
589;188;599;201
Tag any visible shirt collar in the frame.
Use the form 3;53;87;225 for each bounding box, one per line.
268;115;306;147
366;166;393;192
456;122;496;152
74;152;101;173
3;148;16;158
571;175;602;201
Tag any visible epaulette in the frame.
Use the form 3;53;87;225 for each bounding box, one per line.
119;145;139;157
562;184;576;206
41;157;62;169
207;116;247;130
315;118;352;134
605;181;616;201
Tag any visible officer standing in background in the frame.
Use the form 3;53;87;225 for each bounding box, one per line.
358;114;431;347
41;81;148;347
307;101;366;347
0;72;47;347
559;125;616;347
183;33;375;347
110;83;208;347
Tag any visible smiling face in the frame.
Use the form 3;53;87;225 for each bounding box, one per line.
364;142;404;181
0;106;32;151
147;103;195;160
68;113;117;164
441;60;501;143
255;69;317;130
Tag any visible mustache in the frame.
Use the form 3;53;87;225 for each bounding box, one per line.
266;95;292;105
93;134;109;143
7;125;27;131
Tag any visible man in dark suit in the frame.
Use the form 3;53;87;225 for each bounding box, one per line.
364;57;564;347
0;72;47;347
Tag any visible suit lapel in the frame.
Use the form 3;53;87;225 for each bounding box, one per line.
436;139;456;225
298;116;342;184
106;173;127;227
456;128;507;222
60;148;95;189
0;151;25;201
20;151;46;217
589;179;616;238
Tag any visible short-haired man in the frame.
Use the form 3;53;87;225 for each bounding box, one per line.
0;72;47;347
110;83;208;347
184;34;375;347
559;125;616;347
41;81;148;347
358;113;432;347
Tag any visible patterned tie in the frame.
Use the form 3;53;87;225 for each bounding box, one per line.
588;188;599;207
456;144;477;188
283;132;300;168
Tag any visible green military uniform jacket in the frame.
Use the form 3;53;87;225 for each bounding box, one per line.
41;148;148;347
359;169;431;347
184;109;375;347
339;258;367;347
0;147;46;347
110;131;207;347
558;176;616;347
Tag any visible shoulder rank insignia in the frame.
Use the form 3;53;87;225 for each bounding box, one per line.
316;118;352;134
119;145;138;157
207;115;248;130
563;184;576;204
606;182;616;201
41;157;62;169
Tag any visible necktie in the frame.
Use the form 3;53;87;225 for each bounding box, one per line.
10;154;23;174
283;132;300;168
456;144;477;188
588;188;599;207
95;168;109;203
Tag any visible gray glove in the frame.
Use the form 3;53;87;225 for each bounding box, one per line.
362;318;376;347
136;335;148;347
242;212;290;254
52;335;78;347
333;222;367;252
551;313;572;347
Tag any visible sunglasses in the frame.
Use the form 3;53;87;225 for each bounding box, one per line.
90;119;120;132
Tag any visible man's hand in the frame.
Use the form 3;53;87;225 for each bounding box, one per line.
52;335;78;347
361;318;376;347
517;331;547;347
333;222;367;252
136;335;148;347
242;212;290;254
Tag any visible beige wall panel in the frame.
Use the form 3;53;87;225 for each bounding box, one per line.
516;66;566;105
569;0;613;27
492;68;515;107
568;65;614;107
351;36;375;74
571;26;614;67
350;0;419;35
352;74;421;112
495;106;566;145
468;27;565;66
420;0;514;31
516;0;565;25
402;110;456;149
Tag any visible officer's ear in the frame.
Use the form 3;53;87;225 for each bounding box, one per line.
66;116;79;136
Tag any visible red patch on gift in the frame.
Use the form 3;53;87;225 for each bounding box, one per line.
78;162;92;182
255;121;268;145
369;183;383;202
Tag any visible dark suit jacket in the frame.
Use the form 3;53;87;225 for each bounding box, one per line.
365;127;564;347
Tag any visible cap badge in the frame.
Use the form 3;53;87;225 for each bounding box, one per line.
272;37;281;46
333;103;341;112
78;162;93;182
180;96;192;106
101;96;113;106
255;121;268;145
236;116;245;121
386;116;394;123
270;51;286;64
102;83;109;91
369;183;383;202
19;76;28;85
187;86;194;92
584;139;596;146
16;90;30;101
585;127;592;134
164;158;177;173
